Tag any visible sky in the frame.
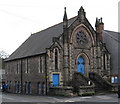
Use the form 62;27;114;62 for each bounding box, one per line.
0;0;119;55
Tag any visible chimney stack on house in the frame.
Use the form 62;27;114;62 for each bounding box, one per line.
95;17;104;42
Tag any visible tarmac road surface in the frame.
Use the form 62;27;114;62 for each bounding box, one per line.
1;92;120;104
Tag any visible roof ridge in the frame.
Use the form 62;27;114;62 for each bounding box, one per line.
5;16;77;61
103;30;120;43
32;16;77;35
104;30;120;34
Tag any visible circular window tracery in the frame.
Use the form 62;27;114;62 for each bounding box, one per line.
76;31;87;44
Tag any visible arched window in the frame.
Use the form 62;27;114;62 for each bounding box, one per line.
18;81;20;93
25;82;28;94
9;81;11;91
38;82;41;95
55;49;58;70
15;81;17;93
103;53;106;70
40;57;42;73
42;82;45;95
16;63;19;74
28;82;31;94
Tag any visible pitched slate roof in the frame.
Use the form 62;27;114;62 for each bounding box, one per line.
5;16;119;70
5;17;77;61
102;30;120;75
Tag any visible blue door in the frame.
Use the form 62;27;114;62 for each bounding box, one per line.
77;56;85;74
53;74;59;87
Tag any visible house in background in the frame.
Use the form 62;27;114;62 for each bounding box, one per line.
0;57;5;91
4;7;119;95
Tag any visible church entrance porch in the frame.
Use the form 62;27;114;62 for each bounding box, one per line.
76;53;90;77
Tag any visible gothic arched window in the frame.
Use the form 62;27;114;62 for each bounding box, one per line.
103;53;106;70
55;49;58;70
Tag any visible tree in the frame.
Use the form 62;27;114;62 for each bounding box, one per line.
0;50;9;59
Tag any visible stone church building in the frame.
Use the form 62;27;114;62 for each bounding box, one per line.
5;7;119;95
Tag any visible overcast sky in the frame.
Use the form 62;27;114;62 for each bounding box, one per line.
0;0;119;55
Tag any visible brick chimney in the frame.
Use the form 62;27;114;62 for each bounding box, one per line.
99;18;104;41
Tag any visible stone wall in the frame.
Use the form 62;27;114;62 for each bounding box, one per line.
78;86;95;96
49;86;73;96
5;54;46;95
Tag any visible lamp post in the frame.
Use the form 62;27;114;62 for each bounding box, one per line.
118;2;120;88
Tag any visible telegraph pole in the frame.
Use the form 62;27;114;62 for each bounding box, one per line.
118;2;120;87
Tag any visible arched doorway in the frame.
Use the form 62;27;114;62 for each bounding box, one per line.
38;82;41;95
77;56;85;75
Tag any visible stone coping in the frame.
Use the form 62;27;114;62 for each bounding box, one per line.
79;85;95;89
50;86;73;89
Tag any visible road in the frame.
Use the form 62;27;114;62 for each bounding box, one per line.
1;92;120;104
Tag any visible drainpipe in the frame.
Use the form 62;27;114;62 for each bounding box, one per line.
21;59;23;94
45;54;47;95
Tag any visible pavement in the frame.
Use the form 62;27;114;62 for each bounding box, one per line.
1;92;120;104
